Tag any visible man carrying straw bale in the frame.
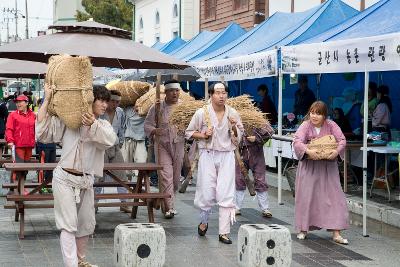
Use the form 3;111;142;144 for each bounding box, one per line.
121;104;147;184
144;80;185;219
37;85;116;267
235;123;274;218
185;82;244;245
96;89;129;213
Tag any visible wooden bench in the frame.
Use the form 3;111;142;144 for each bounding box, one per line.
2;181;137;189
3;162;167;239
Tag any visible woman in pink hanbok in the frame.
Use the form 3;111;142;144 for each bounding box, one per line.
293;101;349;245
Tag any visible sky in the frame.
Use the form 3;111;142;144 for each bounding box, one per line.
0;0;53;43
0;0;381;44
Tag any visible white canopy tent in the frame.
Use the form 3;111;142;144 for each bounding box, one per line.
280;32;400;236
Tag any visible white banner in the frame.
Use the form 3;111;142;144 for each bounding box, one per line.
281;33;400;74
191;50;277;81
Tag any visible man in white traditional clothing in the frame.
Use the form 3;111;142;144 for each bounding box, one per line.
185;82;243;244
36;85;116;267
96;89;129;212
144;80;185;219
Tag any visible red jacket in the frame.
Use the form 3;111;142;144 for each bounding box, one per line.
5;110;36;148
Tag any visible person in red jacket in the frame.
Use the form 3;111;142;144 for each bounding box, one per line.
5;94;36;163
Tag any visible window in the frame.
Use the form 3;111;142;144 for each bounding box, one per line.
155;11;160;25
204;0;216;20
233;0;248;11
139;17;143;29
173;3;178;18
173;31;178;38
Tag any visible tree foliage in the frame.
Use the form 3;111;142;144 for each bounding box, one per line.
76;0;133;31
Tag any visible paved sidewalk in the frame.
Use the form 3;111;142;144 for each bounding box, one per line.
0;185;399;267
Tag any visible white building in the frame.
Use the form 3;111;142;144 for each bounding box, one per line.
53;0;85;24
132;0;199;46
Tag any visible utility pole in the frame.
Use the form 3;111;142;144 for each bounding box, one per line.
15;0;18;41
291;0;294;13
25;0;29;39
3;17;12;43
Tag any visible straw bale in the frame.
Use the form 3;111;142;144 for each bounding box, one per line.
46;54;93;129
135;86;194;116
169;100;206;132
109;81;151;107
227;95;269;134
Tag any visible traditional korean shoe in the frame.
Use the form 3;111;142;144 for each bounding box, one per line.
78;259;98;267
235;209;241;215
164;210;174;219
333;235;349;245
297;232;307;240
219;234;232;244
262;210;273;218
170;209;178;215
197;223;208;236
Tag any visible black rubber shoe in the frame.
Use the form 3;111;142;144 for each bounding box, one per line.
219;234;232;244
198;223;208;236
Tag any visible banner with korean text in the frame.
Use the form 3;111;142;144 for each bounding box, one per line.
191;50;277;81
281;33;400;74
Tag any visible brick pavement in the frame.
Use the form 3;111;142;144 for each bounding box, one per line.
0;185;399;267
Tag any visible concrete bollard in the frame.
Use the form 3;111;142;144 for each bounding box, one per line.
114;223;166;267
238;224;292;267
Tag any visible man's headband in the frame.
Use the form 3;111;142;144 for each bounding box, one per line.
164;83;181;90
110;95;122;101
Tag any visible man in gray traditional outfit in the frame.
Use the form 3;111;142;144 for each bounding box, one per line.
36;85;116;267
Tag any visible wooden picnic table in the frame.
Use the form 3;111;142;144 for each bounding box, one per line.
3;162;167;239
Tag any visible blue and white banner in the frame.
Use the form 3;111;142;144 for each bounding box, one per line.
281;33;400;74
191;50;278;81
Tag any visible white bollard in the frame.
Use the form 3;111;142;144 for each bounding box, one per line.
238;224;292;267
114;223;166;267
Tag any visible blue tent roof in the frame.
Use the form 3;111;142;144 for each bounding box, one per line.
195;0;357;61
304;0;400;43
169;30;220;60
186;23;246;61
159;37;186;54
151;41;165;50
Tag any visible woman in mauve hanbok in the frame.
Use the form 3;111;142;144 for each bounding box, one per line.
293;101;349;245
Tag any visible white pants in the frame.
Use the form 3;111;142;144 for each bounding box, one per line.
235;190;270;211
121;139;147;177
195;149;235;234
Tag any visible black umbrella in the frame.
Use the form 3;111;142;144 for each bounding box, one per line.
142;67;200;82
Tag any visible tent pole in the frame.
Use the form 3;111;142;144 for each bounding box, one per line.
204;78;209;101
362;70;369;237
277;69;283;205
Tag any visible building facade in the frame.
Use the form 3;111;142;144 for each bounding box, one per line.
53;0;85;24
133;0;199;46
200;0;267;31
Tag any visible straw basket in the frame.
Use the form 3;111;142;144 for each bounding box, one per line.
307;135;338;160
46;54;94;129
109;81;150;107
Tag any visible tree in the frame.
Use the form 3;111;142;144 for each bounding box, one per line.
76;0;133;32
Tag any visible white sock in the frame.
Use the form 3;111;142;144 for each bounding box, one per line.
235;190;245;210
60;230;78;267
76;235;89;262
257;191;269;211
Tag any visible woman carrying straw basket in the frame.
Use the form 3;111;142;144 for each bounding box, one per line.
293;101;349;245
37;84;116;267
